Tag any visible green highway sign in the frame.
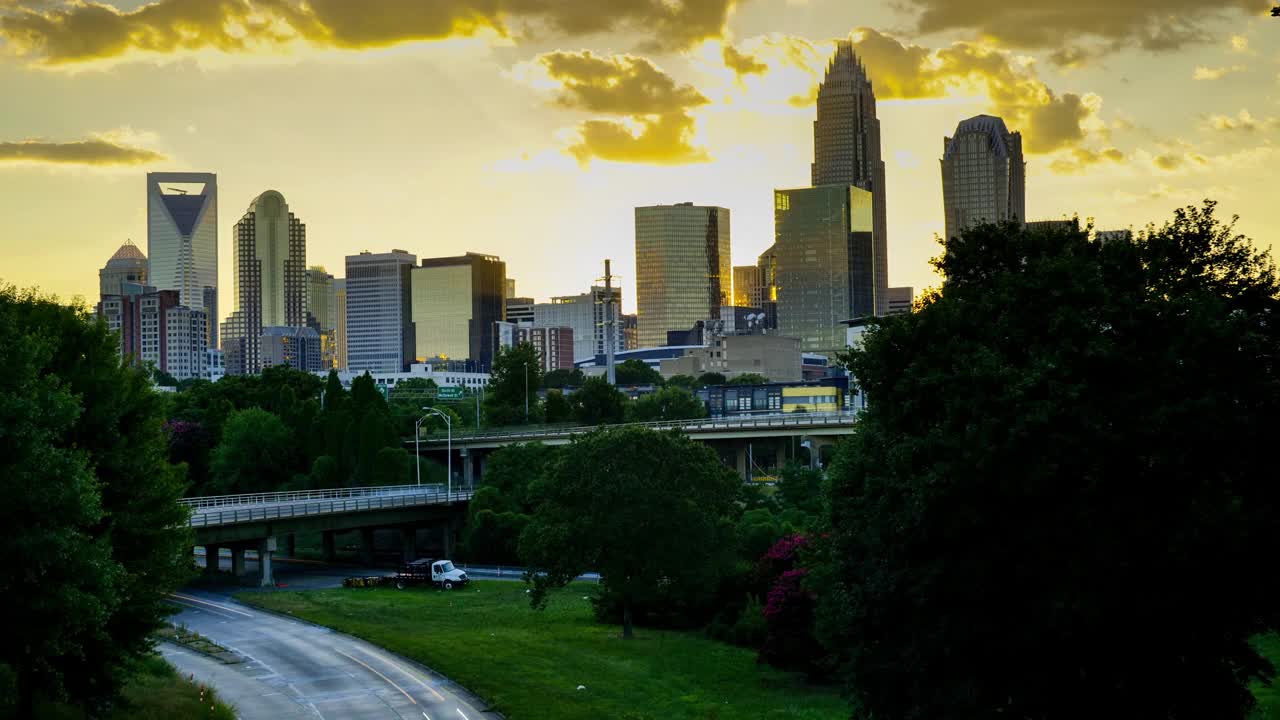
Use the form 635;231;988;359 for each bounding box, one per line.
437;387;464;399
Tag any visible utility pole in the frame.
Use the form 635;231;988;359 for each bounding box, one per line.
601;259;618;385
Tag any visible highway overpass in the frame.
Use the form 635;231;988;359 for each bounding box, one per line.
183;484;471;586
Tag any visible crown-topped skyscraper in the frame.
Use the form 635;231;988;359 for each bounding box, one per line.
810;39;888;316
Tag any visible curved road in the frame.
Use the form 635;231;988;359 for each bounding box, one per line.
165;588;497;720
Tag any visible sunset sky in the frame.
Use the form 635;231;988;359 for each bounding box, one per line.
1;0;1277;317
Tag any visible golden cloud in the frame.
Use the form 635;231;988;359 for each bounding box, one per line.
901;0;1269;58
0;0;740;65
1192;65;1246;80
1048;146;1125;174
722;44;766;78
0;136;166;165
538;51;709;115
568;112;710;166
1206;109;1277;131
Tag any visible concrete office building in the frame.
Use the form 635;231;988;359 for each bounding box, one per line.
99;241;148;296
261;325;323;372
334;278;348;370
410;253;506;370
506;296;535;325
659;333;802;383
886;286;914;316
220;191;308;376
772;184;877;355
306;266;338;369
146;172;218;347
99;288;208;380
941;114;1025;241
346;250;416;373
811;40;888;315
532;286;624;363
634;203;731;348
733;265;762;308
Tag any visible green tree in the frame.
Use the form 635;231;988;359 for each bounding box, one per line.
461;443;558;564
614;358;663;385
774;462;824;518
484;343;543;426
571;376;627;426
696;372;727;387
521;427;740;638
543;368;585;389
371;446;412;486
726;373;769;385
664;374;700;391
627;386;706;422
209;408;295;494
822;205;1280;720
543;389;574;423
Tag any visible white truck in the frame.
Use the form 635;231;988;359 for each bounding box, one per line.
393;558;469;590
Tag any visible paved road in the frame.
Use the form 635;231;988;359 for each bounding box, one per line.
165;589;497;720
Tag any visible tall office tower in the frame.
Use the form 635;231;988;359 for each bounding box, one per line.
147;172;218;346
533;286;624;361
334;278;348;370
634;202;731;348
621;313;638;350
99;241;148;296
811;40;888;315
410;253;506;370
941;114;1025;241
506;296;535;325
346;250;416;373
306;266;337;369
756;244;779;330
219;190;308;376
505;278;516;299
260;326;323;372
732;265;762;308
886;286;914;316
98;288;208;380
773;184;876;355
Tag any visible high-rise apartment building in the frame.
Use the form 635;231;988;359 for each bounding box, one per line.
941;114;1025;241
306;266;337;369
410;253;506;370
532;286;624;361
773;184;876;355
346;250;416;373
99;288;208;380
634;203;731;348
146;172;218;347
732;265;762;308
516;326;575;372
810;40;888;315
334;278;348;370
220;190;308;376
99;241;148;296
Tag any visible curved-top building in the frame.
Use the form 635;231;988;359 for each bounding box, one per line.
941;114;1025;241
99;240;148;296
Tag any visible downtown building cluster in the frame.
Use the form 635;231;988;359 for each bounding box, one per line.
95;39;1037;389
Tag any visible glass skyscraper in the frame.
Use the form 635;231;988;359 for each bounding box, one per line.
410;253;507;371
346;250;416;373
634;202;731;348
941;114;1026;241
306;266;338;369
146;172;218;346
810;40;888;316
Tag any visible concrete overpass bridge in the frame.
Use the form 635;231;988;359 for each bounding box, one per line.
411;411;859;484
183;484;471;586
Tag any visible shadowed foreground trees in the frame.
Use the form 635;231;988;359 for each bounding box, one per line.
823;203;1280;719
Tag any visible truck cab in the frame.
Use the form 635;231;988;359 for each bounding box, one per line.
396;558;469;589
429;560;468;589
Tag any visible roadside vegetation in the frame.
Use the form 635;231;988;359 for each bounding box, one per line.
239;581;846;720
16;655;235;720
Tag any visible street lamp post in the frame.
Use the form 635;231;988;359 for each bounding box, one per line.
523;362;529;422
416;407;453;499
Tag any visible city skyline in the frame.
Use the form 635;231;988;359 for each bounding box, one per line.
1;2;1277;318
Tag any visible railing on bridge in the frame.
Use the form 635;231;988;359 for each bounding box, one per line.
416;410;859;444
181;484;472;527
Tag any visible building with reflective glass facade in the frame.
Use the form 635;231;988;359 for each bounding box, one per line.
811;41;888;315
306;266;337;369
772;185;876;355
346;250;416;373
941;114;1025;242
334;278;348;370
410;253;506;371
220;190;308;376
733;265;762;308
147;172;218;347
634;203;731;348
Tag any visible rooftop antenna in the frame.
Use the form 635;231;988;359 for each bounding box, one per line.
598;259;618;385
167;187;189;194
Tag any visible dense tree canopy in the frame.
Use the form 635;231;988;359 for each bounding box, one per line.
614;358;663;386
520;427;740;638
626;386;706;422
823;204;1280;719
725;373;769;386
484;343;543;426
570;376;627;426
542;368;585;389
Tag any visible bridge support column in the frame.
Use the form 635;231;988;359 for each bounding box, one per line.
462;449;474;490
285;533;296;558
441;524;453;559
776;444;787;470
203;545;221;574
258;537;276;587
321;531;336;562
359;528;375;566
230;546;247;577
400;527;417;563
735;446;749;482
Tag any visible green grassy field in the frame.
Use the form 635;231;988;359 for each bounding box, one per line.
29;654;235;720
238;580;847;720
1250;634;1280;719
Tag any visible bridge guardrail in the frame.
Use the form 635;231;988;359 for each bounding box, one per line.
181;483;447;510
415;411;858;445
185;487;471;527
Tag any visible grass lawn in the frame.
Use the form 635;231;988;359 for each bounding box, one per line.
1251;634;1280;719
30;654;235;720
238;580;847;720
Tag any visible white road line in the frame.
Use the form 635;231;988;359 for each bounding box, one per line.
335;648;417;705
356;648;446;702
456;709;469;719
169;593;255;618
167;599;240;620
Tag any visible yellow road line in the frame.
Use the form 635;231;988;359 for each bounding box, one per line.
169;593;254;618
335;648;417;705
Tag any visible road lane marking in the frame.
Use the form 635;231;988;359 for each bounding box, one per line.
335;648;417;705
456;709;469;719
167;598;240;620
169;593;255;618
358;648;446;702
